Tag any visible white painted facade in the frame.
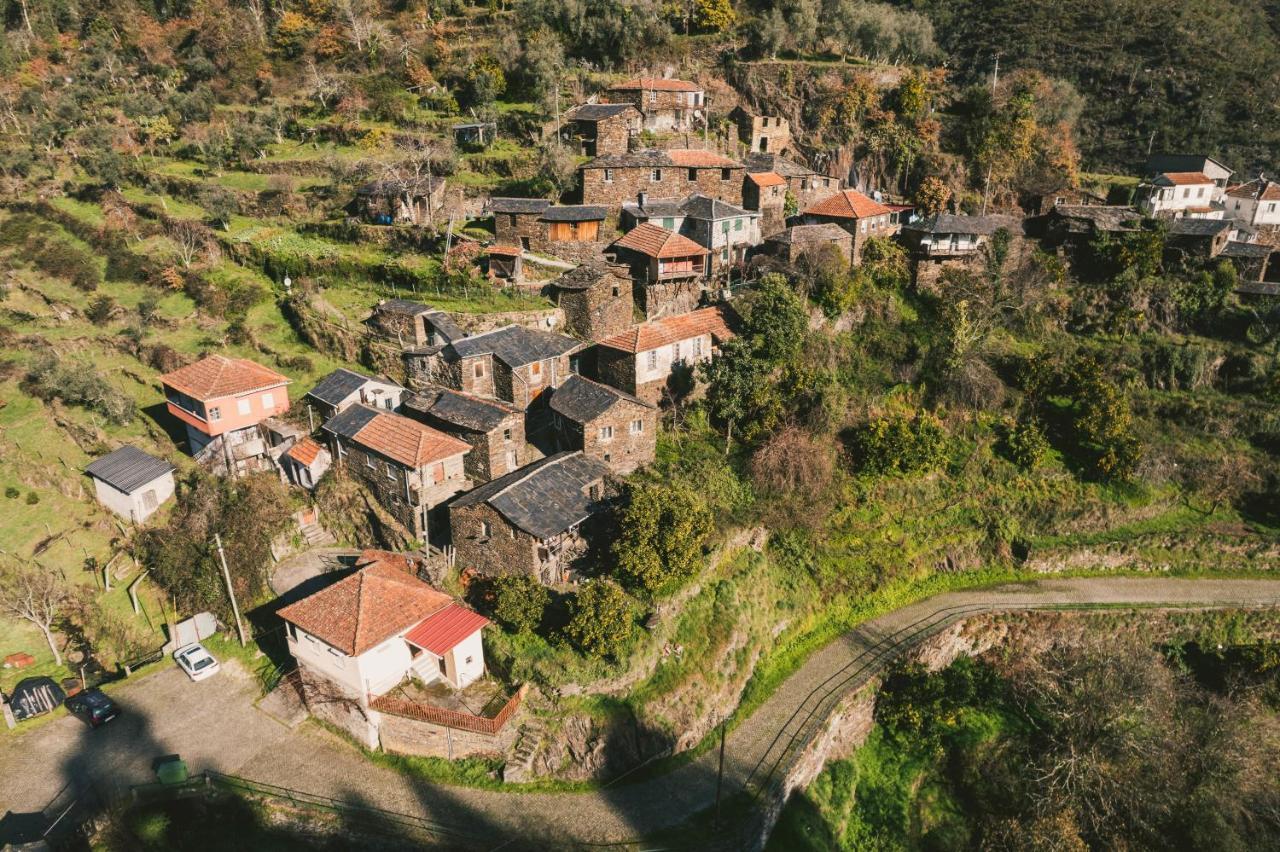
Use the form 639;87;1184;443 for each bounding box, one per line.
89;471;175;524
1226;189;1280;228
633;332;714;386
1139;178;1222;218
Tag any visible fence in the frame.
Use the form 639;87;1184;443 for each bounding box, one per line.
370;683;527;736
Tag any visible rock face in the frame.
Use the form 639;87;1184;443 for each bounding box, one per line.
530;713;673;782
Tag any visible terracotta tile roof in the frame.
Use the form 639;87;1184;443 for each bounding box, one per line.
1158;171;1213;185
351;409;471;468
597;305;734;354
613;223;709;259
488;244;522;257
802;189;892;220
403;604;489;655
747;171;786;188
160;354;290;400
286;437;324;466
609;78;701;92
277;552;452;656
1226;178;1280;201
667;149;740;168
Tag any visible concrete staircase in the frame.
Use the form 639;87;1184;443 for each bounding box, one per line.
502;720;545;783
300;521;336;548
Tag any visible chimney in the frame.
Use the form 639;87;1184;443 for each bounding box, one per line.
637;191;647;209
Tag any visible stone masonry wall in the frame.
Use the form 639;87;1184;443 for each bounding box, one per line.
575;400;656;474
376;710;515;759
450;501;541;580
582;166;743;209
555;277;634;342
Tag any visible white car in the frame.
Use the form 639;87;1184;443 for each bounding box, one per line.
174;643;221;682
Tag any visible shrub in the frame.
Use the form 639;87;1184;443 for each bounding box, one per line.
847;410;949;476
613;482;713;596
562;580;634;661
750;426;836;498
86;294;115;324
490;575;549;634
25;491;39;505
1001;414;1049;470
5;486;19;499
23;351;136;425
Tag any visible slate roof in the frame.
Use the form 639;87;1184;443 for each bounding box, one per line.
903;213;1027;236
767;223;852;245
597;305;735;353
308;368;387;407
609;78;701;92
567;103;640;121
743;153;816;178
487;197;552;215
550;375;651;423
803;189;892;220
613;223;708;259
403;604;489;655
402;389;518;434
678;195;753;220
335;407;471;468
451;452;610;540
540;205;608;222
160;355;290;400
375;299;435;316
1220;241;1273;258
448;325;580;368
84;446;175;494
423;310;465;344
286;437;325;466
623;197;685;219
277;550;453;657
320;404;380;441
549;263;631;291
583;149;742;170
1168;218;1233;237
1050;205;1143;233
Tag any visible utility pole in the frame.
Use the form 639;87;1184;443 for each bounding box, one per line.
981;54;1000;217
713;721;726;832
214;533;246;647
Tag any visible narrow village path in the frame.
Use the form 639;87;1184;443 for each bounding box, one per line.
3;577;1280;849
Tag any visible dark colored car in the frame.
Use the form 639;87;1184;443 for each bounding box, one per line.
65;688;120;728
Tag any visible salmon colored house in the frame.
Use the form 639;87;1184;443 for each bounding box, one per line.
160;354;292;458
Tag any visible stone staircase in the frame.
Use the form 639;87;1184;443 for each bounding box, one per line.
502;720;546;783
300;521;336;548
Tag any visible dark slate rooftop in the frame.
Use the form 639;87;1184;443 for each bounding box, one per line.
451;451;610;539
449;325;579;368
540;205;608;222
320;404;380;440
767;223;851;245
623;196;685;218
1050;205;1144;233
549;263;631;291
375;299;434;315
1220;241;1273;258
1168;217;1233;237
550;375;650;422
85;446;175;494
424;310;466;344
487;197;552;215
569;103;639;121
402;389;517;433
307;368;380;406
678;194;753;220
903;213;1026;236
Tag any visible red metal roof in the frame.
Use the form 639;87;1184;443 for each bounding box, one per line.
613;223;709;259
404;603;489;655
160;354;290;401
802;189;892;220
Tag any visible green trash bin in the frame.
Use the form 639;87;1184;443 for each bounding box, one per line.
155;756;189;785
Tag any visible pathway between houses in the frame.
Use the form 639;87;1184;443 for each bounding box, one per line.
3;577;1279;849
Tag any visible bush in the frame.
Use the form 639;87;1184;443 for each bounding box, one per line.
1001;414;1049;470
86;294;115;324
562;580;634;661
490;575;549;634
23;351;137;425
613;482;713;596
847;410;949;476
25;491;39;505
5;486;19;499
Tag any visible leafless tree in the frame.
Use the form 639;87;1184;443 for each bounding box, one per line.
0;561;72;666
167;219;211;270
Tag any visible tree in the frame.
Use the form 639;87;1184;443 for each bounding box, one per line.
0;561;72;666
913;175;951;216
491;575;549;633
700;338;765;450
614;482;713;595
199;186;238;231
750;426;836;498
693;0;736;32
563;580;633;660
847;409;949;476
743;273;808;364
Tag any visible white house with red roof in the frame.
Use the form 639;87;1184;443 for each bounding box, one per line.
594;305;735;404
1137;172;1224;219
278;549;489;705
1225;177;1280;229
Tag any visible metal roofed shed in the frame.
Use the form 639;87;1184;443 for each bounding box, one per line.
84;446;177;524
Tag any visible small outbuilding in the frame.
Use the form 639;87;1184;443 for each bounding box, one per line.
84;446;176;524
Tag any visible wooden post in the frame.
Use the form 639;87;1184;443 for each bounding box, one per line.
214;533;247;647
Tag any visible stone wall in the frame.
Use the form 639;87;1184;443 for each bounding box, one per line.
637;277;705;319
582;165;743;209
376;709;515;759
493;211;543;248
341;443;468;538
593;115;633;156
553;275;634;342
559;400;657;475
450;501;542;580
595;348;639;399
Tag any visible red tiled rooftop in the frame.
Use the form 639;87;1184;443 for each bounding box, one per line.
488;244;522;257
613;223;709;259
609;77;701;92
1159;171;1213;185
352;411;470;468
747;172;786;188
404;603;489;655
1226;178;1280;201
597;305;734;354
802;189;892;220
667;149;740;169
160;354;290;400
286;437;324;466
277;552;452;656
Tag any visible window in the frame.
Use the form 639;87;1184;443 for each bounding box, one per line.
599;425;614;441
612;285;620;297
651;169;663;182
465;656;473;665
365;453;376;469
693;336;703;357
1182;188;1190;199
688;168;697;181
1197;187;1205;198
503;428;512;442
385;462;396;481
237;398;251;415
734;218;742;231
649;90;657;105
604;168;614;183
672;342;681;360
1270;203;1277;213
720;247;729;261
531;361;542;378
261;392;274;410
209;407;221;421
630;419;644;434
432;462;445;483
647;350;658;370
860;220;868;233
508;214;517;228
480;520;491;538
589;484;601;501
721;168;731;181
474;362;485;378
662;216;675;229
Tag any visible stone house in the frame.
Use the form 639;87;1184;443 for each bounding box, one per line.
1218;241;1273;283
744;153;840;211
401;389;524;483
764;223;853;265
1026;185;1108;216
403;324;581;411
546;262;635;343
580;149;744;209
1166;217;1236;259
1224;177;1280;230
899;213;1027;288
730;107;791;155
306;368;406;421
1041;205;1144;249
490;199;610;259
800;189;898;264
283;436;332;490
609;223;710;318
743;171;789;237
449;452;612;585
562;103;642;156
595;305;735;404
321;404;471;543
367;300;465;349
489;198;551;249
353;177;446;226
549;375;656;475
83;446;176;524
1136;172;1223;219
605;78;705;132
621;194;760;277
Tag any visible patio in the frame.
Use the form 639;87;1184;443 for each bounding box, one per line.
381;674;511;719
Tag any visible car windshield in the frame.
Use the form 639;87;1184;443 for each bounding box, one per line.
190;656;213;670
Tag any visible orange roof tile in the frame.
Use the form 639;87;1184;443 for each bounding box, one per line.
286;437;324;466
160;354;290;401
1159;171;1213;185
488;244;522;257
597;305;734;354
613;222;709;259
609;78;701;92
352;411;470;468
277;552;453;656
802;189;892;220
667;149;740;168
1226;178;1280;201
747;171;786;188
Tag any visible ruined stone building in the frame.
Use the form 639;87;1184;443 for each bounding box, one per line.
562;103;642;156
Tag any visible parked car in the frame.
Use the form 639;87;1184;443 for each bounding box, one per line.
65;688;120;728
174;643;220;681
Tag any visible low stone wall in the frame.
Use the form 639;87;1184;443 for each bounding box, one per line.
375;710;516;759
